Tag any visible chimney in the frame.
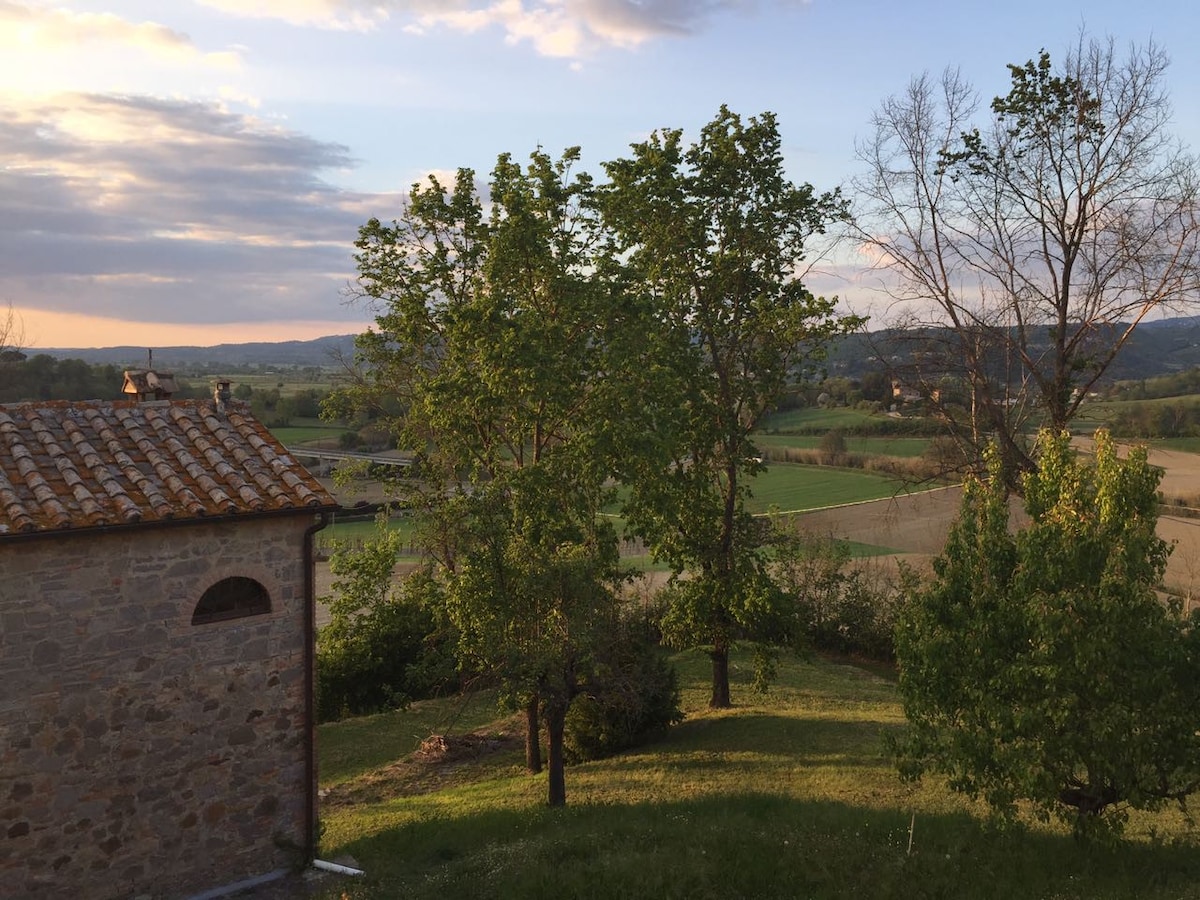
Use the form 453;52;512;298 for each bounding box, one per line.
213;379;232;415
122;369;179;402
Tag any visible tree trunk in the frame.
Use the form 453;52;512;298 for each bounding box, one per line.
709;644;731;708
524;696;542;774
545;703;567;807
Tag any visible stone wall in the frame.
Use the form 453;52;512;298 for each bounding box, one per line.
0;515;319;899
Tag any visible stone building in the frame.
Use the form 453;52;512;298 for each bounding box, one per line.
0;390;337;898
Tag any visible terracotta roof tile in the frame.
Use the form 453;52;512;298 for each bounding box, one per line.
0;399;336;537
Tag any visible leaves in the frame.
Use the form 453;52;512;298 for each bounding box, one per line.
895;429;1200;836
600;106;861;705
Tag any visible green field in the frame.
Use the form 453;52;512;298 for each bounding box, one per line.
746;462;910;513
1156;437;1200;454
315;648;1200;899
274;424;352;445
754;433;930;458
761;407;881;432
319;462;907;563
227;374;335;393
1074;395;1200;428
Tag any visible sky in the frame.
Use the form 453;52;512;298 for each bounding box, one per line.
4;0;1200;350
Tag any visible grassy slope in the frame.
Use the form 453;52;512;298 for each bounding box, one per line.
317;651;1200;900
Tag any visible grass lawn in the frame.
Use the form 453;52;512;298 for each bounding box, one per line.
754;433;931;458
315;649;1200;899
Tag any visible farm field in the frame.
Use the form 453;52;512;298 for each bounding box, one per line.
760;406;882;432
313;436;1200;625
745;462;911;512
274;423;352;445
754;433;930;458
312;648;1200;900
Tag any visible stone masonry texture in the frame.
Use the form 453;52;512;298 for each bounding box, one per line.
1;515;318;899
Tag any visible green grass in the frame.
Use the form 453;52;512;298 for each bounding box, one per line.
316;650;1200;899
320;688;506;787
1156;437;1200;454
273;424;352;445
754;433;931;458
229;375;335;392
321;517;418;543
761;407;882;432
1074;395;1200;429
746;462;910;513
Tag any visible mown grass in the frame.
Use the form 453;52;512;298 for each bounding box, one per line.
746;463;911;513
315;649;1200;900
320;687;507;787
1073;396;1200;429
1153;437;1200;454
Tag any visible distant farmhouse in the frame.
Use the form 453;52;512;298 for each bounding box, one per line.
0;373;337;898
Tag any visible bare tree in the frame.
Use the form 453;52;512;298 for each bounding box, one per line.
0;302;26;361
852;36;1200;486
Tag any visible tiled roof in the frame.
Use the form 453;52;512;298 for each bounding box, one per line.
0;399;337;537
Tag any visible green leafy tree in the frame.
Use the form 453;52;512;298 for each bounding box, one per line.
316;514;454;722
855;37;1200;487
335;146;632;806
599;106;862;707
895;430;1200;835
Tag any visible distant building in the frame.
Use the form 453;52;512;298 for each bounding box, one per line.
0;386;336;898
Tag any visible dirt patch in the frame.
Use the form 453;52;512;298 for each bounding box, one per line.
320;726;525;811
790;485;966;556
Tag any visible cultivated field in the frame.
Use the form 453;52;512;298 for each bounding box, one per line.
313;437;1200;623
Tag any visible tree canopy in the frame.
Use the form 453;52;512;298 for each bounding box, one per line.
894;430;1200;835
337;147;631;806
854;36;1200;487
599;106;862;707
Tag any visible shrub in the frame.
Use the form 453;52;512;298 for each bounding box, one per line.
563;615;684;763
316;519;457;722
771;526;903;662
818;428;848;465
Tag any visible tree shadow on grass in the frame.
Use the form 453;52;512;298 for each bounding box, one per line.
620;710;905;769
329;792;1200;900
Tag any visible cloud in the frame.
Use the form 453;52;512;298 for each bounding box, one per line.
0;1;242;98
192;0;391;32
0;94;401;329
0;1;192;54
194;0;784;57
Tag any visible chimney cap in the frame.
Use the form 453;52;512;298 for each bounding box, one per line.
122;368;179;401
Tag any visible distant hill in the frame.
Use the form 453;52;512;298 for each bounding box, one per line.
825;315;1200;385
27;314;1200;383
32;334;360;370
